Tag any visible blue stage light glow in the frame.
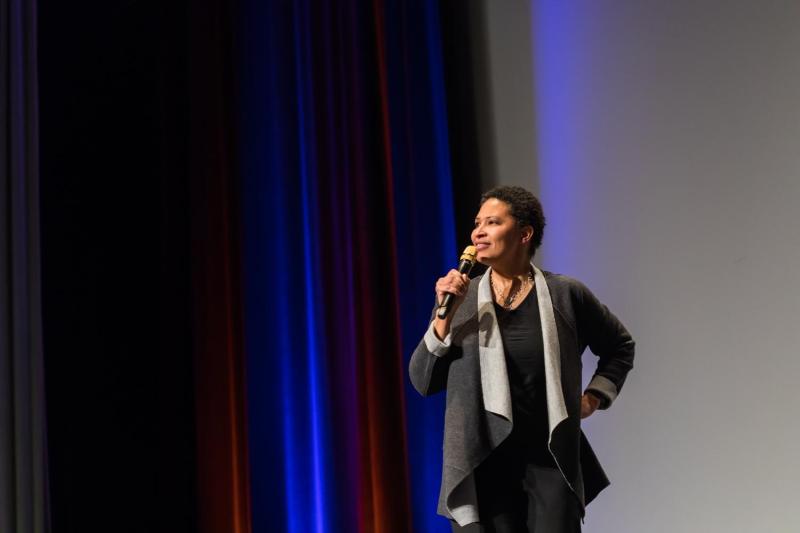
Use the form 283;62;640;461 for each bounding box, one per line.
292;1;329;531
531;0;586;270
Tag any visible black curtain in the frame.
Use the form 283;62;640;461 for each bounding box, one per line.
38;1;198;532
1;0;51;531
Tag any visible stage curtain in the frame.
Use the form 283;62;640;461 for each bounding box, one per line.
237;0;455;531
0;0;51;531
382;2;459;533
188;1;252;532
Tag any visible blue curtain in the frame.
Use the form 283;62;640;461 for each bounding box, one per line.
384;1;457;532
237;0;456;531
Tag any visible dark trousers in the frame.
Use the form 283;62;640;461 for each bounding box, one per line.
450;433;581;533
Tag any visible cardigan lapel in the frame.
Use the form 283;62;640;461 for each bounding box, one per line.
477;263;569;436
532;264;569;437
477;270;513;422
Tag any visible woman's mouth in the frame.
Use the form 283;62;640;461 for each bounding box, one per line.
475;243;490;251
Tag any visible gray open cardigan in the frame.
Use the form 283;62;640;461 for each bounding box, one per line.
408;264;635;527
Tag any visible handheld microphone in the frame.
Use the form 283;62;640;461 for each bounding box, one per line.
436;245;478;320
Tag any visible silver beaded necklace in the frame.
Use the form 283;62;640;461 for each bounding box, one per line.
490;268;534;309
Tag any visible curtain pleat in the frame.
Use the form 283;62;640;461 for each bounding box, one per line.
0;0;51;531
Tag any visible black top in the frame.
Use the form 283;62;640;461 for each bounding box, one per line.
493;286;555;467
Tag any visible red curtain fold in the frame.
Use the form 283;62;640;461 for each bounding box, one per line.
188;1;251;532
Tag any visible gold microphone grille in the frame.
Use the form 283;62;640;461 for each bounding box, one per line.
460;245;477;262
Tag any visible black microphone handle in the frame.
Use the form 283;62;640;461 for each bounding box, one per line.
436;258;473;319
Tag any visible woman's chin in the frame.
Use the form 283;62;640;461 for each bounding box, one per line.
476;253;496;265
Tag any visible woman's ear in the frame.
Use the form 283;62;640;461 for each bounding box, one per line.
521;226;534;244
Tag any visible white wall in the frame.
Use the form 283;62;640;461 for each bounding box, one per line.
480;1;800;531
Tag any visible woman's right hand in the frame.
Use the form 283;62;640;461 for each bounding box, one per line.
432;270;469;341
435;270;470;317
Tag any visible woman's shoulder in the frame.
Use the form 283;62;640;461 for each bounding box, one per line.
540;270;599;315
541;270;587;293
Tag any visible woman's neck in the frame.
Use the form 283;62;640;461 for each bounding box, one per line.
490;255;531;283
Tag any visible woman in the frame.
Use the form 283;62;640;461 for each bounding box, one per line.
409;186;635;532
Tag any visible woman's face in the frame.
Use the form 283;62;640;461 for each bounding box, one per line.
471;198;532;265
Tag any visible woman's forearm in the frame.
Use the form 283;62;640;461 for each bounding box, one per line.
433;316;452;341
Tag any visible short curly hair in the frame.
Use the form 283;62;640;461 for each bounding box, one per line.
480;186;546;256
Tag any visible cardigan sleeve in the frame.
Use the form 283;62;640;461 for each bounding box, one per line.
574;281;635;409
408;306;460;396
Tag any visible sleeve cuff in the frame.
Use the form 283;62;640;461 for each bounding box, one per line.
586;374;618;409
423;320;452;357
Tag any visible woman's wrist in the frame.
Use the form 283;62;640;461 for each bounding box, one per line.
433;316;452;341
581;391;602;418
